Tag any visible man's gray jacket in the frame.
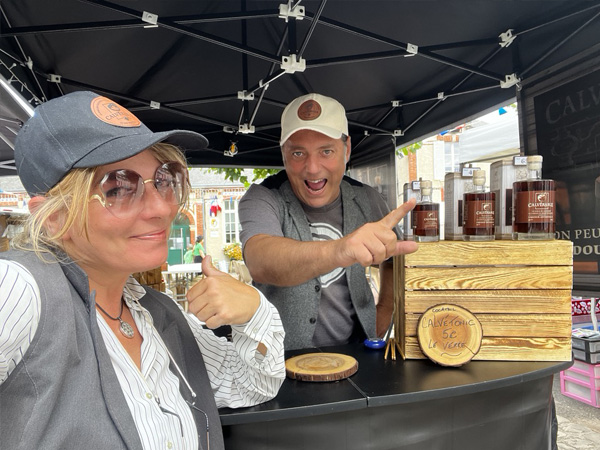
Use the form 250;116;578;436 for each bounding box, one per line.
252;172;379;350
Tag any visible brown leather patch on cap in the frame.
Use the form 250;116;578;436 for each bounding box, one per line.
297;99;322;121
90;96;141;127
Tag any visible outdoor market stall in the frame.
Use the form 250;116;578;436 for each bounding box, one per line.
220;344;569;449
219;239;574;449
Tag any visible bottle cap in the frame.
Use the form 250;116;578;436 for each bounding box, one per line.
473;170;486;186
421;180;432;195
527;155;543;170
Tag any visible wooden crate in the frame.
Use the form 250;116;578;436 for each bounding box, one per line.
393;240;573;361
132;267;165;292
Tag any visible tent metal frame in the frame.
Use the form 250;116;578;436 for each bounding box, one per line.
1;0;600;171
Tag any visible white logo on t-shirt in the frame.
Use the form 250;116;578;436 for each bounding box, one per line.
309;222;345;288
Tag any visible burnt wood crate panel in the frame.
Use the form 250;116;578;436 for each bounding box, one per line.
404;313;572;337
394;240;573;361
403;337;572;361
400;240;573;266
404;266;572;290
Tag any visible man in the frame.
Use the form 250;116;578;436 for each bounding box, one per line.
239;93;417;350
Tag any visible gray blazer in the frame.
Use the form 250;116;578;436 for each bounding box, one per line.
253;173;379;350
0;249;222;450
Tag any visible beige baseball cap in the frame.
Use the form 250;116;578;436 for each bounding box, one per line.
280;93;348;145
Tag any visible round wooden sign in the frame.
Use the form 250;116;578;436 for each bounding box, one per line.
417;303;483;367
285;352;358;382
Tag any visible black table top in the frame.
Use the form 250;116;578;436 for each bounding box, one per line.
219;344;572;425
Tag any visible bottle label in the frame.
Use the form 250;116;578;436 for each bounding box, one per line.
414;210;439;230
515;190;556;223
465;200;495;228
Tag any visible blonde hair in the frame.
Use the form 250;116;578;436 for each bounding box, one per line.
12;142;189;260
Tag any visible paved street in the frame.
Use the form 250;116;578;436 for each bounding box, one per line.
553;373;600;449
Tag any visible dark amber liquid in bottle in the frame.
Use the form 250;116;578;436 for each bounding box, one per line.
412;203;439;240
463;192;495;237
513;180;555;237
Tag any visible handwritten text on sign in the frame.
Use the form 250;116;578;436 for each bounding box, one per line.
417;304;483;367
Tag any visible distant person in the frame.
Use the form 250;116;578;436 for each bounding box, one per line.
0;91;285;450
239;93;417;350
183;244;194;264
192;235;205;263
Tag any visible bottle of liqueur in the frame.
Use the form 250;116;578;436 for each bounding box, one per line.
412;180;439;242
490;157;528;239
444;164;475;240
463;170;495;241
512;155;556;240
402;181;420;240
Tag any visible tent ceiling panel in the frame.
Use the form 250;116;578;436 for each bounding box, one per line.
1;0;599;176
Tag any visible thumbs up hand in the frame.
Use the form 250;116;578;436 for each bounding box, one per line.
334;198;419;267
186;255;260;329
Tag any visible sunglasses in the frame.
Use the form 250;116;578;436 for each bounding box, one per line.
89;162;188;218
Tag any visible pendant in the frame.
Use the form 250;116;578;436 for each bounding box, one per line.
119;319;135;339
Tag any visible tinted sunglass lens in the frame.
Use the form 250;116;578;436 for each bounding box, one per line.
96;163;187;218
156;163;186;205
100;169;144;216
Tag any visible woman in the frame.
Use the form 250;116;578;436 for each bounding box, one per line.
0;91;285;450
192;235;206;263
193;235;206;263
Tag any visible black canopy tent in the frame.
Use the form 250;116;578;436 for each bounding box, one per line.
0;76;30;175
1;0;600;177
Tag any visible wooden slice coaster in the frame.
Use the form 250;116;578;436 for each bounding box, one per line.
285;352;358;382
417;303;483;367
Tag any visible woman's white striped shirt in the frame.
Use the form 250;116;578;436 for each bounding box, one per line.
0;260;285;449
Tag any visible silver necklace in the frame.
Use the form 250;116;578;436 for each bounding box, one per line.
96;297;135;339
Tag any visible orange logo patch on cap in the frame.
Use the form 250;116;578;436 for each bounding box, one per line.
297;99;322;121
90;96;141;128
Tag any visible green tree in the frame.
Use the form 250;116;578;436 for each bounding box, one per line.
208;167;280;188
397;141;422;157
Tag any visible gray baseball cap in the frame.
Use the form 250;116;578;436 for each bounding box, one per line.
15;90;208;196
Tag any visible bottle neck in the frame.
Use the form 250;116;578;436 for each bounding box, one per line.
528;167;542;180
420;192;432;203
473;183;485;193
